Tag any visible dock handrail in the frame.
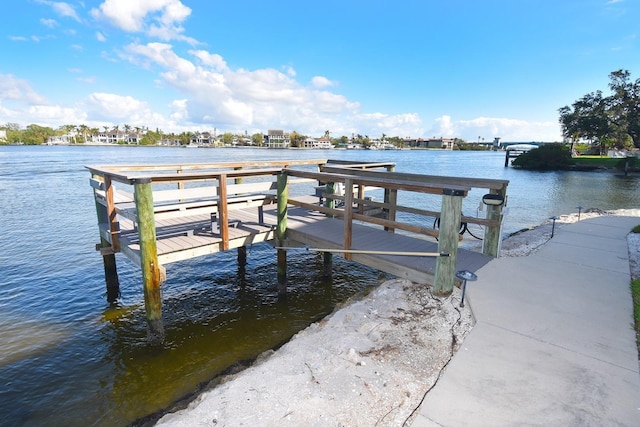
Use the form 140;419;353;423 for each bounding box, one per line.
280;167;484;294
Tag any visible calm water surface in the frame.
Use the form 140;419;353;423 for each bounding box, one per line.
1;145;638;426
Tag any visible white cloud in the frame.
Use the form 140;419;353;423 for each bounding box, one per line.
77;76;97;84
190;50;228;71
28;105;86;124
52;2;81;21
311;76;335;88
115;43;557;139
120;43;380;134
37;1;81;21
0;74;47;104
0;75;89;126
91;0;195;43
430;115;561;142
283;66;296;77
83;92;152;121
40;18;58;28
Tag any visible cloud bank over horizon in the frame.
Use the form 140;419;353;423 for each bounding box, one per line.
4;0;637;141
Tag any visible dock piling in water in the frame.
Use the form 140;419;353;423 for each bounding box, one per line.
276;172;288;295
134;179;165;344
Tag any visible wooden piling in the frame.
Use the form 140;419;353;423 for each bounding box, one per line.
276;172;288;295
322;182;336;275
383;164;396;232
433;189;464;294
101;239;120;303
134;179;165;344
92;175;120;302
482;187;507;257
218;174;229;250
322;251;333;278
343;178;354;260
237;246;247;266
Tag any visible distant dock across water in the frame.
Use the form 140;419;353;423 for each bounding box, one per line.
86;159;509;343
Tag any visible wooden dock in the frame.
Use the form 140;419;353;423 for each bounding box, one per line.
87;159;509;343
504;143;539;166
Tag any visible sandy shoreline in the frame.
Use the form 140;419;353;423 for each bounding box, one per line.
154;209;640;426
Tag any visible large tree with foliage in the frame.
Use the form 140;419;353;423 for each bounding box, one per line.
559;70;640;154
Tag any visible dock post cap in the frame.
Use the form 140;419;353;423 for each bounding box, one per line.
131;177;153;184
442;188;465;196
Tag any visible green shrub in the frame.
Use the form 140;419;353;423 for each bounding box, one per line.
632;225;640;233
616;157;640;171
512;144;573;170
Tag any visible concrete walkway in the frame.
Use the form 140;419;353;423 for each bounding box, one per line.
415;216;640;426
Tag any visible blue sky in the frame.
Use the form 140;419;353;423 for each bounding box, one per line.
1;0;638;141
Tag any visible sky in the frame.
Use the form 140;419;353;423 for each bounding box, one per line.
1;0;639;142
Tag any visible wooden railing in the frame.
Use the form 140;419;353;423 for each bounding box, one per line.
278;165;509;294
318;164;509;256
87;159;327;253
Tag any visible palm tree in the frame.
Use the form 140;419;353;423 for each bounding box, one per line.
77;124;86;143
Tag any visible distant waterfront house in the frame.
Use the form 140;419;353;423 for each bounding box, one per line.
264;130;290;148
403;137;454;149
47;134;72;145
158;138;181;146
301;137;333;149
48;130;82;145
89;131;139;145
0;130;6;142
190;131;214;146
91;132;109;144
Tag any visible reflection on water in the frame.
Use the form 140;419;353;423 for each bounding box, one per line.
1;146;639;426
1;243;383;426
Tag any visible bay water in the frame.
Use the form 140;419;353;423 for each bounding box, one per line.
1;145;638;426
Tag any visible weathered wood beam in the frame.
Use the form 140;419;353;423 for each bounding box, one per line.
343;178;354;260
433;189;464;294
276;172;288;295
134;179;165;344
482;188;507;257
218;174;229;251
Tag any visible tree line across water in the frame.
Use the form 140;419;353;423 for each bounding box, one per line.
559;69;640;154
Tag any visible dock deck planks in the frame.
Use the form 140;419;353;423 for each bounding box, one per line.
113;196;490;285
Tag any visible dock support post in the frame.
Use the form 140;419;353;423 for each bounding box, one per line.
276;172;288;295
237;246;247;266
102;239;120;303
322;252;333;278
322;182;336;276
93;174;120;302
383;164;396;232
134;179;165;344
434;189;464;295
482;187;507;257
